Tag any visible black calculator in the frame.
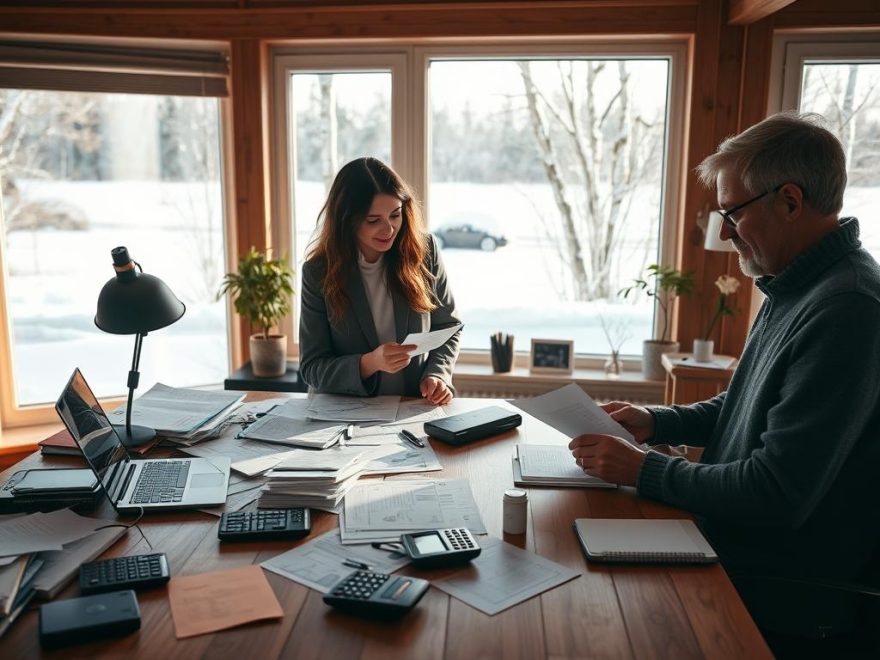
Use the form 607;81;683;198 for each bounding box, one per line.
323;570;430;619
400;527;481;568
79;553;170;595
218;508;311;541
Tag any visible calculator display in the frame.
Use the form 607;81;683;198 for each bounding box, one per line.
413;532;447;554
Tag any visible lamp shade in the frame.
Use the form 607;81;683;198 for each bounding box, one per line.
95;246;186;335
704;211;737;253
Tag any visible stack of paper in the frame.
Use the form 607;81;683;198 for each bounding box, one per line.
107;383;245;445
258;445;399;512
0;554;43;637
0;509;127;637
340;478;487;544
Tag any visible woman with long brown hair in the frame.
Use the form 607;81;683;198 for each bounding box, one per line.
299;157;461;403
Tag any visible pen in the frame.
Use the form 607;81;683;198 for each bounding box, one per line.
399;428;425;448
342;558;372;570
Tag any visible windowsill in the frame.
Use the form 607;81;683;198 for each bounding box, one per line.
0;422;63;457
451;363;665;403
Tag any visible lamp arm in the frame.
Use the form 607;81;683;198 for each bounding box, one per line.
125;332;145;434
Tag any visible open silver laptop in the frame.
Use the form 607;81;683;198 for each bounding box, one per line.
55;368;230;513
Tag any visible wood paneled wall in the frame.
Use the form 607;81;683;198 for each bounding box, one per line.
1;0;878;364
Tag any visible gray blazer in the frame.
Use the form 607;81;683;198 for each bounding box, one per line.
299;235;461;397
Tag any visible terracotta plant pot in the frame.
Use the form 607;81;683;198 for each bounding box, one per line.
642;339;679;381
249;334;287;377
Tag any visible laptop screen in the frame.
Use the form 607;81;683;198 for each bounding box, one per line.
55;368;128;496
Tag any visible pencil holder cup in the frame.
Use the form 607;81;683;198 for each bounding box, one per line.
490;334;514;373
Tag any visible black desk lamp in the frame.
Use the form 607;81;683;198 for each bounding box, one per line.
95;246;186;449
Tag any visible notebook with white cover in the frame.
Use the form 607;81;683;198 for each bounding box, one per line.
513;445;616;489
573;519;718;564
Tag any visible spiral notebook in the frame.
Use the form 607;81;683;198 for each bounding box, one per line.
573;518;718;564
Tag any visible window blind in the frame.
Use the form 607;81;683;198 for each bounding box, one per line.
0;41;229;97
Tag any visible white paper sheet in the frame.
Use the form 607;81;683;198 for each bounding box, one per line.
401;323;463;357
306;394;401;422
341;478;486;544
0;509;102;557
261;530;411;593
431;537;580;615
517;444;585;478
511;383;635;445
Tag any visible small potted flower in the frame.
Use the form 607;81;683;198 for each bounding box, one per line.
696;274;740;362
218;247;295;377
620;264;695;380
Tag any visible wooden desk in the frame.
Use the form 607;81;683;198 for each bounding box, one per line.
662;353;738;405
1;395;770;659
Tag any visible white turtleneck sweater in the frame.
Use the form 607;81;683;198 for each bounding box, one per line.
357;252;404;394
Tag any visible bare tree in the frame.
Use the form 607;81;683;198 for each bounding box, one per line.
518;61;664;301
318;74;339;191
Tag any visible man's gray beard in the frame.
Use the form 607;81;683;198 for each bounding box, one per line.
738;253;766;278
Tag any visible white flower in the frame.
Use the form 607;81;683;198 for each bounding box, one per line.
715;275;740;296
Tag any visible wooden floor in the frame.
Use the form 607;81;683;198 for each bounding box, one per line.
1;397;772;659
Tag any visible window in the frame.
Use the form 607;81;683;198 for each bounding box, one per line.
0;41;231;424
272;42;686;362
774;34;880;258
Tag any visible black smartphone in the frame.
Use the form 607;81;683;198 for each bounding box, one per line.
11;468;98;494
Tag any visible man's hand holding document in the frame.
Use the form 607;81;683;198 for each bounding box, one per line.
511;384;641;488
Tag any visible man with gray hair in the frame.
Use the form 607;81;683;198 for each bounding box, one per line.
569;112;880;654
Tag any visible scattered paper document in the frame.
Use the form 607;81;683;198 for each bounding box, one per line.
306;394;400;423
32;525;127;599
238;399;345;448
401;323;463;357
341;478;486;544
431;537;580;616
512;383;635;445
666;355;736;370
262;530;411;593
0;509;101;557
168;564;283;639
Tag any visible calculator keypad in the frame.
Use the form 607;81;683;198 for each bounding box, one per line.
218;508;310;541
323;570;431;619
443;528;476;550
331;570;388;600
79;553;169;595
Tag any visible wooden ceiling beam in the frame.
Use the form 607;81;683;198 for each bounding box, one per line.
728;0;797;25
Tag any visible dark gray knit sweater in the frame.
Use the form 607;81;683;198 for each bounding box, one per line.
637;218;880;634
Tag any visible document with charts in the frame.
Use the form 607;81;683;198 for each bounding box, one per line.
306;394;400;423
340;478;486;544
511;383;635;445
261;530;411;593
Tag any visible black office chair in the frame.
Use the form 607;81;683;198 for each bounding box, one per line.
731;567;880;658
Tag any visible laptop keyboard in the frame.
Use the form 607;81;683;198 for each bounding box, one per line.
131;460;190;504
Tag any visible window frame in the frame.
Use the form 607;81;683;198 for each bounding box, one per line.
272;38;689;370
760;30;880;325
0;44;235;429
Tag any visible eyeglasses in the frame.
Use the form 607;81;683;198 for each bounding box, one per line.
718;184;784;229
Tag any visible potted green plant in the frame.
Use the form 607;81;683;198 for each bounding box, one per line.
620;264;694;380
218;247;295;377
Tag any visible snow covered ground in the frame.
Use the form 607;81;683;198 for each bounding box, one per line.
5;179;878;406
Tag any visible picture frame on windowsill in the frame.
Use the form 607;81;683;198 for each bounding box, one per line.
529;338;575;375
